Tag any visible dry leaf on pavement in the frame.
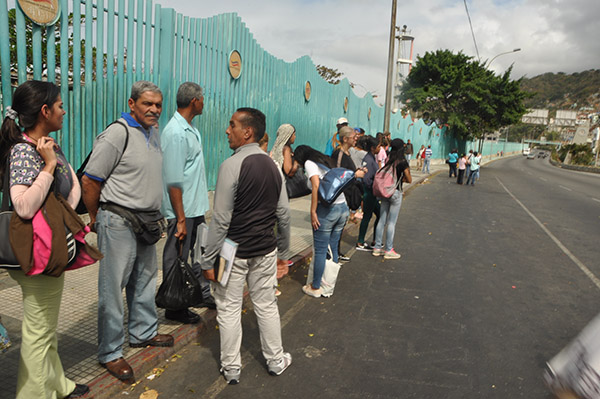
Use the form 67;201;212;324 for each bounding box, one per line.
140;389;159;399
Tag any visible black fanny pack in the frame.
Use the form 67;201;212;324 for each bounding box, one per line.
100;202;166;245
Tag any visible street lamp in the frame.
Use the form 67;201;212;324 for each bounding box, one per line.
487;48;521;67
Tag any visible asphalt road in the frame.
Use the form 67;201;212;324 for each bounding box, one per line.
128;156;600;399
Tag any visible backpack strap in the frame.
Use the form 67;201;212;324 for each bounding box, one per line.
77;120;129;178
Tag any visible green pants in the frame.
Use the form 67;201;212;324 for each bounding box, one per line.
8;270;75;399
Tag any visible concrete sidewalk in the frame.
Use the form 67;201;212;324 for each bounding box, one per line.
0;156;507;399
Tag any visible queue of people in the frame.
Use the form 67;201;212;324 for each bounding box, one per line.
1;79;455;397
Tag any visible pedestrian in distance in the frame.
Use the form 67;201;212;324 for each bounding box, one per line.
293;145;364;297
160;82;215;326
448;148;458;178
82;81;173;383
465;149;474;181
405;139;414;165
466;151;481;185
201;108;292;385
372;139;412;259
356;135;381;251
416;144;425;170
0;80;90;398
376;132;389;168
457;153;467;184
423;145;433;174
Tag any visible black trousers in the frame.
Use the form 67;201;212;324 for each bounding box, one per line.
457;169;465;184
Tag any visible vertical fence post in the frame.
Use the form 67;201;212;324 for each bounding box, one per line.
95;0;105;135
0;0;12;109
157;7;175;129
15;6;26;84
72;0;82;166
59;0;70;159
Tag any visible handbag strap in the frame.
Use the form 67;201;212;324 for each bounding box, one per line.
1;156;10;211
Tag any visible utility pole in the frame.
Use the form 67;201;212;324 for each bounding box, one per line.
383;0;397;133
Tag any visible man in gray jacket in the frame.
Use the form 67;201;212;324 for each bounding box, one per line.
201;107;292;385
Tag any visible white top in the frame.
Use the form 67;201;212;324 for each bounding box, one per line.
304;160;346;205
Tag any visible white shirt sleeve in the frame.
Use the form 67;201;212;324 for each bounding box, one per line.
304;160;324;179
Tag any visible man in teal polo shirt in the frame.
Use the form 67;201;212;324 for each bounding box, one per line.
161;82;214;324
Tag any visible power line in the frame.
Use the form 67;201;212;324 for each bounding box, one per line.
463;0;480;61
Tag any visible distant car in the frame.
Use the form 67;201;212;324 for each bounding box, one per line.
537;151;546;158
527;152;535;159
523;148;531;156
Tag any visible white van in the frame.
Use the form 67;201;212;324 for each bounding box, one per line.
523;148;531;156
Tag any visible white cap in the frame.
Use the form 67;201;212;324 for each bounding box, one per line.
336;117;348;125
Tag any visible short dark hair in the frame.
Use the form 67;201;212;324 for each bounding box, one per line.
236;107;266;142
363;135;379;152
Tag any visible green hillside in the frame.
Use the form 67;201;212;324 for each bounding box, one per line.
519;69;600;112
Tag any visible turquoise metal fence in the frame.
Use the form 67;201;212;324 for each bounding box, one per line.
0;0;517;188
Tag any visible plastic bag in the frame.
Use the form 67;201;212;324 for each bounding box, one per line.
155;257;203;310
306;247;341;297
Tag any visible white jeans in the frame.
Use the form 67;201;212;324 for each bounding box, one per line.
212;249;284;370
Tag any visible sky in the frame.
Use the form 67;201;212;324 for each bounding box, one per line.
156;0;600;103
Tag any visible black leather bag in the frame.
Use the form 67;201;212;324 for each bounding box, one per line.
0;160;19;269
285;171;311;199
155;246;203;310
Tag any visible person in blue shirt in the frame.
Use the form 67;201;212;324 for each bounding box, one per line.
161;82;215;324
448;148;459;178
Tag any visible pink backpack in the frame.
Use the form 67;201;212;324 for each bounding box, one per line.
372;163;401;198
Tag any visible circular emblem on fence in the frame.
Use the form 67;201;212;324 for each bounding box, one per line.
343;97;348;113
17;0;61;26
228;50;242;80
368;107;372;120
304;81;311;101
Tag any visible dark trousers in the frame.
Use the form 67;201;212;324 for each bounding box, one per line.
162;216;211;309
449;162;457;177
457;169;465;184
358;186;380;244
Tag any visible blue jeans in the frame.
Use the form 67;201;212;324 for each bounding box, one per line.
312;202;349;289
96;209;159;363
423;158;431;173
467;168;480;185
374;190;403;251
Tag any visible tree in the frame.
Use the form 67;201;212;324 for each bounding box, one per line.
400;49;530;140
3;8;97;80
316;64;344;85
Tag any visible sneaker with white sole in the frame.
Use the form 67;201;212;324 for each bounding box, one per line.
268;352;292;376
384;249;401;259
372;248;384;256
356;242;373;251
221;367;241;385
302;285;322;298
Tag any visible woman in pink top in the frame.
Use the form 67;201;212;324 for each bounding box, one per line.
457;153;467;185
0;81;88;399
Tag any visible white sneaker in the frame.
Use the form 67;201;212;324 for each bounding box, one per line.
372;248;384;256
384;249;401;259
268;352;292;376
221;367;241;385
302;285;322;298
